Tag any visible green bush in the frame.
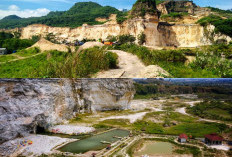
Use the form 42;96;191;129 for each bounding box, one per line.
75;47;118;77
119;44;186;64
117;12;128;24
0;38;35;53
197;15;232;37
138;32;146;45
115;44;232;78
161;12;188;20
190;52;232;78
0;32;13;40
118;35;136;44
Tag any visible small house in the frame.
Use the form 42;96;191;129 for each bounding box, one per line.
178;134;188;143
205;133;223;145
0;48;7;55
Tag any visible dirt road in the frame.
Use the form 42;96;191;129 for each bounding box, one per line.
94;50;169;78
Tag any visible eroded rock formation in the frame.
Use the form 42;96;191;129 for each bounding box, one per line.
0;78;135;144
1;1;231;48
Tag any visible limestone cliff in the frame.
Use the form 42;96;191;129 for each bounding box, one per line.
2;1;231;47
0;79;135;144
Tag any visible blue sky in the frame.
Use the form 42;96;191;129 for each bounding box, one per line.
0;0;232;19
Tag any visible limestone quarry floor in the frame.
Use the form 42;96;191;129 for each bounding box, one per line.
94;50;169;78
1;95;231;157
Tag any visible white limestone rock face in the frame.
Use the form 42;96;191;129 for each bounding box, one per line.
0;78;135;145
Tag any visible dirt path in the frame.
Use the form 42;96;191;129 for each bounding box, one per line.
0;52;45;64
94;50;169;78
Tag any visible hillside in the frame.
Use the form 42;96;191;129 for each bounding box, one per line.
130;0;160;18
0;2;121;29
1;15;21;21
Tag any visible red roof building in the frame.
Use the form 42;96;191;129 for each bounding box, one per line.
205;133;223;145
178;134;188;143
179;134;188;139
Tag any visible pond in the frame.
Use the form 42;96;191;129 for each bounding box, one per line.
135;141;173;156
58;129;129;154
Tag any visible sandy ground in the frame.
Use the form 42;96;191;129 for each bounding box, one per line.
0;135;76;157
49;125;95;135
176;107;188;115
209;144;230;151
100;112;148;123
130;100;164;111
94;50;169;78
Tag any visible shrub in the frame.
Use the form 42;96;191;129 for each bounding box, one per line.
118;35;136;44
107;35;117;42
74;47;118;77
190;52;232;78
197;15;232;37
138;32;146;45
0;38;35;53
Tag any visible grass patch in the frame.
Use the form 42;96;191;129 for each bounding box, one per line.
98;119;131;128
161;12;189;22
17;47;41;57
0;47;118;78
0;55;17;63
168;112;196;123
187;101;232;121
165;122;227;137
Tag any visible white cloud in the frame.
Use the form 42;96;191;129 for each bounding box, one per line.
0;5;50;19
9;5;20;11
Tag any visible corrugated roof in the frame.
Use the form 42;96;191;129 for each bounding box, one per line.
179;133;188;139
205;133;223;141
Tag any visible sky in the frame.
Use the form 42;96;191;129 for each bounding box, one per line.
0;0;232;19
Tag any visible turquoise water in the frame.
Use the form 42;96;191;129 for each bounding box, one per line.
59;129;129;154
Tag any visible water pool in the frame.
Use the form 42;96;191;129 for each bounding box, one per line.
135;141;173;156
59;129;129;154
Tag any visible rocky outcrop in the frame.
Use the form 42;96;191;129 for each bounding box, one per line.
158;23;232;47
157;1;198;15
2;2;230;47
158;23;210;47
0;79;135;144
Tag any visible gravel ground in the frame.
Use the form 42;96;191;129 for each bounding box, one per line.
49;125;95;135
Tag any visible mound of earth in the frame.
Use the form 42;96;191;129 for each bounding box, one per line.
78;41;105;51
30;38;74;52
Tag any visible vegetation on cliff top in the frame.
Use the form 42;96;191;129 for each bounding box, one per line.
130;0;159;18
0;2;121;29
197;14;232;38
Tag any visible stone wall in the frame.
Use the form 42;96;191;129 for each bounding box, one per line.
0;78;135;144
